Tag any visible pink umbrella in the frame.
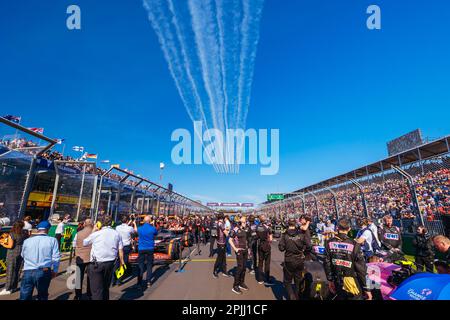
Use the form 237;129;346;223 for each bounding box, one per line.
367;262;401;300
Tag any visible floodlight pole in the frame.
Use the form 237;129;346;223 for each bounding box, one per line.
325;187;339;219
75;165;87;222
49;172;60;220
18;157;37;220
349;179;369;218
391;165;423;225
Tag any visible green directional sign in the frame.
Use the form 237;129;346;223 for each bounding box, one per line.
267;194;284;201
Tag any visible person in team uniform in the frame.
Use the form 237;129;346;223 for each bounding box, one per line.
278;218;311;300
378;214;403;260
256;214;274;286
213;213;230;278
228;216;250;295
323;218;372;300
247;215;258;274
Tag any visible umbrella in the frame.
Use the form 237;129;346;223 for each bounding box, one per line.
390;273;450;300
367;262;401;300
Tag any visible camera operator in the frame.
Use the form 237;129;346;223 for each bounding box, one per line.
412;225;434;273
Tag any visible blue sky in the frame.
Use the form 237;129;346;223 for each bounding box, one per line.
1;0;450;205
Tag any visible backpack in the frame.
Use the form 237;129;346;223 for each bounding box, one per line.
210;222;218;237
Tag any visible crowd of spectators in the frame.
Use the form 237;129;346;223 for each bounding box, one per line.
260;164;450;236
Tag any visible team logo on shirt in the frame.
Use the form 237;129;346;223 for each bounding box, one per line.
384;233;399;240
328;242;354;252
332;259;352;268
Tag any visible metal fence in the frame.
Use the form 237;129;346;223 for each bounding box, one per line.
258;152;450;237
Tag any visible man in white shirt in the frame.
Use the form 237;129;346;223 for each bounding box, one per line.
112;215;136;285
54;217;65;249
225;216;232;257
83;216;124;300
356;218;375;260
23;216;32;235
316;218;326;245
367;218;381;248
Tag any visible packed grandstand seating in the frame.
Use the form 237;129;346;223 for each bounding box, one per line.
2;132;449;230
260;160;449;235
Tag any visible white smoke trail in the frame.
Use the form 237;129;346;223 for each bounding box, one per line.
143;0;221;172
235;0;265;173
188;0;228;173
143;0;264;174
215;0;230;173
166;0;223;173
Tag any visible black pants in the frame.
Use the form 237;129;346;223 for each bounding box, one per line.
415;256;434;273
335;286;363;300
233;250;248;287
213;244;227;274
88;260;115;300
257;247;271;282
137;250;154;285
112;245;132;285
209;237;216;256
250;241;258;271
75;259;91;299
283;261;304;300
55;234;62;249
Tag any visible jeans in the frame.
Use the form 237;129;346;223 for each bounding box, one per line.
137;250;154;285
226;237;231;255
20;269;52;300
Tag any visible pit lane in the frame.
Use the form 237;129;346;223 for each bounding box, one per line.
0;241;287;300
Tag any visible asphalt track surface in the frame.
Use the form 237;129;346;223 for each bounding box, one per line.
0;240;288;300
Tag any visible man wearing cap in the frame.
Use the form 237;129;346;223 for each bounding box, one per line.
19;220;61;300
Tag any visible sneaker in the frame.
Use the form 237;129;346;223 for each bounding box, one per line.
232;286;242;295
212;272;219;279
0;290;11;296
249;270;255;275
227;254;232;257
257;280;265;285
264;280;275;286
222;272;230;277
239;284;249;291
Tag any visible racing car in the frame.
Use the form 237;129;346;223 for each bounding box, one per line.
128;229;182;266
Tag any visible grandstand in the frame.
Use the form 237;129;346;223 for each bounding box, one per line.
257;134;450;238
0;117;212;225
